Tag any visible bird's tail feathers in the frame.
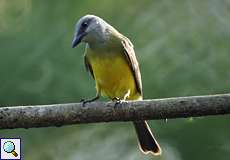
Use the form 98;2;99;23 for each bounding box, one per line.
133;121;161;156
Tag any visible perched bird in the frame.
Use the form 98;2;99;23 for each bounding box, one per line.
72;15;161;155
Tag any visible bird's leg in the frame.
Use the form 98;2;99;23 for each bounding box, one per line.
123;90;130;101
112;97;121;103
112;97;122;108
81;94;100;107
113;90;130;108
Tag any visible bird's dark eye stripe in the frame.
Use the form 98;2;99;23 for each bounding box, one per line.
82;22;88;28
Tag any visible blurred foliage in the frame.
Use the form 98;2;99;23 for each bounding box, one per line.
0;0;230;160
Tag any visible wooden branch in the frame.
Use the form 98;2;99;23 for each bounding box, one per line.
0;94;230;129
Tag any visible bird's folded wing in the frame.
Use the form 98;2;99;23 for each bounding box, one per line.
121;37;142;96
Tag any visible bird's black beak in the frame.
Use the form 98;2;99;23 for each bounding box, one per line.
72;32;87;48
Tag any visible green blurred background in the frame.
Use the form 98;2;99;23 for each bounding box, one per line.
0;0;230;159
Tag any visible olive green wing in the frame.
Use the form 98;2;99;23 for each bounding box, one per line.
121;36;143;95
84;55;95;79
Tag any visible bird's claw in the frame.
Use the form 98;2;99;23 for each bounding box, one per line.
80;99;87;107
80;96;100;107
112;97;124;108
79;98;90;106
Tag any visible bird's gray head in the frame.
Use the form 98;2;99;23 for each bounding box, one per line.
72;15;113;48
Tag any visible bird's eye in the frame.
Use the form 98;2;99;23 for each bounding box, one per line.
82;22;88;28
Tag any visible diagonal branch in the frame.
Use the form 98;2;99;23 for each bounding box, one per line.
0;94;230;129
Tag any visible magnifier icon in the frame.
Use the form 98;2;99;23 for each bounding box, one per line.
3;141;18;157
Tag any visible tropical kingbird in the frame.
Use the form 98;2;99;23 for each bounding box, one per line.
72;15;161;156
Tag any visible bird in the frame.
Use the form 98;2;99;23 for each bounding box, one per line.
72;15;161;156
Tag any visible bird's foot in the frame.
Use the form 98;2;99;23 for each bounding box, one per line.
112;97;125;108
80;96;99;107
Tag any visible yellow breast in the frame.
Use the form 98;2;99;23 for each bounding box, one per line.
88;52;139;100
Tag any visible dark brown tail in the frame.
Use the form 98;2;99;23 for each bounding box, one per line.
133;121;161;155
